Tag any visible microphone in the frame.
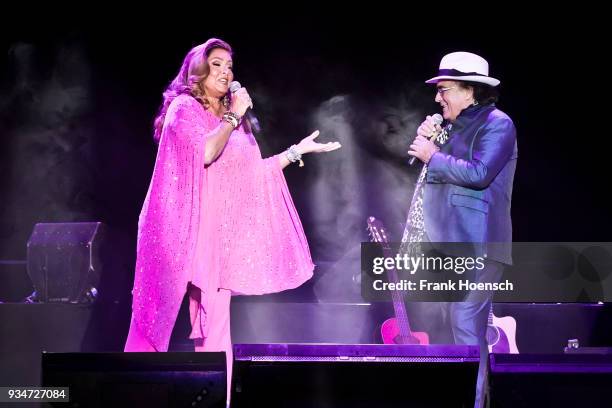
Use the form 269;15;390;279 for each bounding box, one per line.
229;81;261;134
409;113;444;166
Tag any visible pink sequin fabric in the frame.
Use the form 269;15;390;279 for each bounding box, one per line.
131;94;314;351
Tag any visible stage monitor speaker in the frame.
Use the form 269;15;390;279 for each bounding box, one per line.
232;343;480;408
42;351;226;408
26;222;105;303
488;353;612;407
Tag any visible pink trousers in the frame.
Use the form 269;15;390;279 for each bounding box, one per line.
124;285;233;404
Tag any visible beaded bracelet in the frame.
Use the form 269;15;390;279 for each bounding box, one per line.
285;145;304;167
222;111;241;129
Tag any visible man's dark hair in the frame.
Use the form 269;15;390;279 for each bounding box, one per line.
459;81;499;105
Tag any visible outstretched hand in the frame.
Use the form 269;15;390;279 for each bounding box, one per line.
297;130;342;155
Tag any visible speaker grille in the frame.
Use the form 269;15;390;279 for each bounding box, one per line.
247;355;475;363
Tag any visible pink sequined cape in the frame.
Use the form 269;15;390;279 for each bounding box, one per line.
131;94;314;351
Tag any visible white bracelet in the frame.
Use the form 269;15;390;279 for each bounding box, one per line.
285;145;304;167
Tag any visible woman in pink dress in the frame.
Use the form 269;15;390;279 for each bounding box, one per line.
123;37;340;400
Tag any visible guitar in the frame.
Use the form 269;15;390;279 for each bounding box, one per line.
486;303;519;353
367;216;429;345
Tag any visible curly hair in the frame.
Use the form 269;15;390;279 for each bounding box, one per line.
153;38;232;142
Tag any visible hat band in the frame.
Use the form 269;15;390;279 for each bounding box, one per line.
438;68;487;77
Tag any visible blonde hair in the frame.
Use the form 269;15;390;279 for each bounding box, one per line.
153;38;232;142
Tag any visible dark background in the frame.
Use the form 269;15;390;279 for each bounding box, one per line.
0;14;606;304
1;13;611;392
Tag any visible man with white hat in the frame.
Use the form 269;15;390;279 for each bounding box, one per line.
404;51;518;407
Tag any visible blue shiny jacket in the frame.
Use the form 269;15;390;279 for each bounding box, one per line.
425;103;518;264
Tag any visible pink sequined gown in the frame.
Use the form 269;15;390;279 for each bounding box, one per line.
130;94;314;351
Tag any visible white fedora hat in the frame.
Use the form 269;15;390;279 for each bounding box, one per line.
425;51;500;87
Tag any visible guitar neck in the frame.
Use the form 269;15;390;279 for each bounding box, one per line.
384;248;413;337
367;217;416;340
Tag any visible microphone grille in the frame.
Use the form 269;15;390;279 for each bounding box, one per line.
229;81;241;93
432;113;443;125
